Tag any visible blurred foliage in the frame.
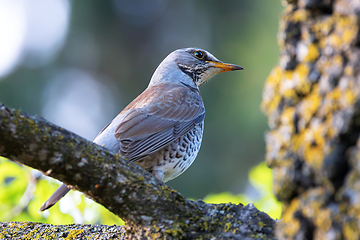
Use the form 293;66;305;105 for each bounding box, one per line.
0;157;28;221
0;157;123;225
1;156;281;224
203;162;282;220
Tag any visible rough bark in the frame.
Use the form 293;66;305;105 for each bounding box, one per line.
0;222;126;239
262;0;360;239
0;103;275;239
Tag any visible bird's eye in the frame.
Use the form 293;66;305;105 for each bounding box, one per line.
194;50;205;60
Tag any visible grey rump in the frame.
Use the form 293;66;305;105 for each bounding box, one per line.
40;47;243;211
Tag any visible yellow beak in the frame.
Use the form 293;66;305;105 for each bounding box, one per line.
206;61;244;72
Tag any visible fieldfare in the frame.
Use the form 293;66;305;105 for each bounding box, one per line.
40;47;242;211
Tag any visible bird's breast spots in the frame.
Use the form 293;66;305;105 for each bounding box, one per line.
180;145;186;152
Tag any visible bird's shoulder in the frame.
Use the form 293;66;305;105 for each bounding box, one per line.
123;83;204;114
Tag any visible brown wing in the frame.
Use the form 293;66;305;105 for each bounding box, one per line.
115;83;205;161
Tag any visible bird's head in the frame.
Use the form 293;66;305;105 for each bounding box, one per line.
149;47;243;88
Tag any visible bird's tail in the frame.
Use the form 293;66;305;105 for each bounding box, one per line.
40;184;71;211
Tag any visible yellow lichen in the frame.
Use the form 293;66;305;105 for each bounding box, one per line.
302;198;321;219
280;107;296;125
65;229;84;239
328;88;341;100
267;94;282;114
267;67;283;86
280;70;298;100
343;221;359;240
329;34;342;47
313;127;325;148
291;132;305;152
261;67;284;114
325;119;336;138
344;66;354;76
224;222;232;233
292;9;307;22
283;88;297;99
258;221;265;228
333;54;343;66
299;85;321;124
304;44;319;62
321;88;341;115
311;16;334;39
315;208;332;231
339;15;358;43
284;70;293;80
281;198;301;236
295;63;309;80
303;145;324;170
344;89;357;106
294;63;311;94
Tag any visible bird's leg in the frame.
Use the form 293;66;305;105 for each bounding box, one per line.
152;169;164;181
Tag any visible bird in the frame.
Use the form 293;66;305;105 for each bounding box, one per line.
40;47;243;211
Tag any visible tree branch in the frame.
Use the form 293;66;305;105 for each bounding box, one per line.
0;103;275;239
261;0;360;239
0;222;126;239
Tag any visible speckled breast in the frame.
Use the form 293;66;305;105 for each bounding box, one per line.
134;122;204;182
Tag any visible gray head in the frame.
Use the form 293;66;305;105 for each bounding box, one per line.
149;47;243;89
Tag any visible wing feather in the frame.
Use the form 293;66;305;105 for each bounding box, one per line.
114;83;205;161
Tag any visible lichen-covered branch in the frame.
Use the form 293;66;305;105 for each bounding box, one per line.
262;0;360;239
0;222;126;239
0;103;275;239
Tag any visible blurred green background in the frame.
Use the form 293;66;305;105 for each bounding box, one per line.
0;0;283;224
